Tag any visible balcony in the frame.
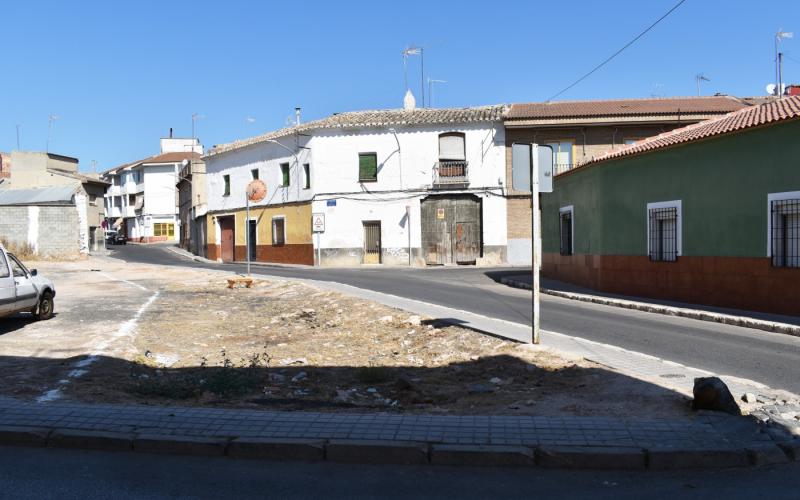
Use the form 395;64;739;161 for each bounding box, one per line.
433;160;469;188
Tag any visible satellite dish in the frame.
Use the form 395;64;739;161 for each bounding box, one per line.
246;179;267;202
766;83;777;96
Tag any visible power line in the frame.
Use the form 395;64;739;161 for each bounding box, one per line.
546;0;689;102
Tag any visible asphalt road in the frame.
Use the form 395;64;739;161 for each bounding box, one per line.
108;244;800;394
2;445;798;499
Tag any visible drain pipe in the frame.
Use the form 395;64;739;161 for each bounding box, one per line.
388;128;402;190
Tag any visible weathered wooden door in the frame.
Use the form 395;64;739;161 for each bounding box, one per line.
421;195;481;265
219;216;235;262
363;221;381;264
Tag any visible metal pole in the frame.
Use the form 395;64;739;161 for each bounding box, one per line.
15;125;20;150
403;54;408;91
407;205;412;266
531;144;541;344
246;195;251;275
317;232;321;267
420;47;425;107
778;52;784;98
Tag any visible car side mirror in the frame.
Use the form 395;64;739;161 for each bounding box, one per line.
30;269;38;277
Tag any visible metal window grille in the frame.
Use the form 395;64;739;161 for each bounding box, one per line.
771;199;800;268
648;207;678;262
560;211;573;256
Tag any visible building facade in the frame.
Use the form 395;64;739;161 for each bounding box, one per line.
103;138;201;243
503;96;751;265
540;96;800;316
203;106;508;266
177;157;208;256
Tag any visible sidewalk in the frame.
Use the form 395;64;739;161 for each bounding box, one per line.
0;395;794;469
497;273;800;336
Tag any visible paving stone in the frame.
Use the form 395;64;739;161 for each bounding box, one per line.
536;446;645;470
647;448;749;469
430;444;535;467
746;443;791;466
0;426;51;447
134;434;228;456
326;440;428;465
228;438;324;461
48;429;133;451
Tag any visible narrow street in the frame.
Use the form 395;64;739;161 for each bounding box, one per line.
110;244;800;394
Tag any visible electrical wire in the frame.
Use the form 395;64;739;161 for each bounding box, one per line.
546;0;689;102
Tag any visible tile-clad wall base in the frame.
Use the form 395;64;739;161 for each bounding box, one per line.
543;253;800;316
234;244;314;265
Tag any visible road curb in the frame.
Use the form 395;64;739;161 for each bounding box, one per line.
499;277;800;337
430;444;535;467
228;437;325;461
0;426;51;447
133;434;229;456
536;446;646;470
325;440;429;465
48;429;133;452
647;447;750;469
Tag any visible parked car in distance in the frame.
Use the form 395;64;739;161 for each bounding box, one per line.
105;229;127;245
0;243;56;320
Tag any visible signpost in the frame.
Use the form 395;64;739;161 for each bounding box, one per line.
511;143;554;344
312;212;325;266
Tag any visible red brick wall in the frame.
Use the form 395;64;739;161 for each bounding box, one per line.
543;253;800;316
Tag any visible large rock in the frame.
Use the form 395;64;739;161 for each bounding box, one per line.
692;377;741;415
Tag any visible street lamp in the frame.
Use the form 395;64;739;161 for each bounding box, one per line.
776;30;793;98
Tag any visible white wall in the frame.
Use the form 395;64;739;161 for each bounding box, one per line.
143;164;178;217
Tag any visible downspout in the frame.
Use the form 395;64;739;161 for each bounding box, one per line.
611;127;619;149
388;128;402;190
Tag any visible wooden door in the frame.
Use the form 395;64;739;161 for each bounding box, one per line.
455;221;478;264
421;195;481;265
363;221;381;264
219;217;235;262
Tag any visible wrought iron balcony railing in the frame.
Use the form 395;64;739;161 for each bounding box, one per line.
433;160;469;186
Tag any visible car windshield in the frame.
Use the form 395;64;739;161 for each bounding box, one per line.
7;253;30;278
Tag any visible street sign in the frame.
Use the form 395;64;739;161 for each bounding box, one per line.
436;208;445;219
312;213;325;232
326;199;337;207
511;143;554;193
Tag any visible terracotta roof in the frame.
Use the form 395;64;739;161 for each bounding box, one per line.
570;95;800;172
104;152;201;175
206;106;507;158
506;96;748;120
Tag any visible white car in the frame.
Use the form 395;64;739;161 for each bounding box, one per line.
0;244;56;320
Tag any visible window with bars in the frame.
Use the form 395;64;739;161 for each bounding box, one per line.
559;207;573;256
771;198;800;268
648;205;679;262
272;217;286;246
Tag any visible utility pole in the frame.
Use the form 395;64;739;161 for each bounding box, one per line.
15;124;20;150
776;30;793;97
531;145;541;345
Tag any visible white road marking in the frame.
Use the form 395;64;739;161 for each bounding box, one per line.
97;272;148;291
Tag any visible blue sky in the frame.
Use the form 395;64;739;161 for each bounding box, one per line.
1;0;797;171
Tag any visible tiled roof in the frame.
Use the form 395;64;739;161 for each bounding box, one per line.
206;105;507;158
506;96;748;120
571;95;800;171
104;152;201;175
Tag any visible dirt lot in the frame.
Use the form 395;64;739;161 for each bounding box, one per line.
0;256;693;417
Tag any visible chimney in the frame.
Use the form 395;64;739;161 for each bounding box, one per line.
295;107;301;126
403;89;416;110
169;127;173;138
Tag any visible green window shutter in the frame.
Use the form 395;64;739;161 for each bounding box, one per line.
281;164;290;186
359;153;377;181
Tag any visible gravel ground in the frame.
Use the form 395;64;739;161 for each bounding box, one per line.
0;256;694;418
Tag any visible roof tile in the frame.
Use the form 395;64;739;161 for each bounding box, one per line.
506;96;748;120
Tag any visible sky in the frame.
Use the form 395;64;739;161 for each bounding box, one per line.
1;0;798;171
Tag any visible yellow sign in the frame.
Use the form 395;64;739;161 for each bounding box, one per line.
436;208;445;219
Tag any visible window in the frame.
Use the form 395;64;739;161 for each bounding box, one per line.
223;175;231;196
128;194;135;205
251;168;259;180
438;132;466;161
303;163;311;189
153;223;175;237
546;140;574;174
647;200;681;262
0;252;9;278
769;192;800;268
89;195;98;206
280;163;290;187
8;254;27;278
559;206;574;256
358;153;378;182
272;217;286;246
623;138;639;146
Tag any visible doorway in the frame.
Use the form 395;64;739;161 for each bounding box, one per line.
363;221;381;264
219;216;235;262
247;219;257;261
421;195;481;265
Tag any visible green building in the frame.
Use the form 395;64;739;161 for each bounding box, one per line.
541;96;800;316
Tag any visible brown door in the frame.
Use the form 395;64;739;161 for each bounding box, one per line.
455;221;478;264
363;221;381;264
421;195;481;265
219;216;235;262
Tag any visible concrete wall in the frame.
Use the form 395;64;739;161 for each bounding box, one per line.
539;118;800;315
0;205;81;257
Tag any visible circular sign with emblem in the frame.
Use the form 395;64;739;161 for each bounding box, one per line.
246;179;267;202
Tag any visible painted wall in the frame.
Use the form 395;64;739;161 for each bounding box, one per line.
540;119;800;314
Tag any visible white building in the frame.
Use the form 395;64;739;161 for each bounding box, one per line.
103;137;202;242
203;105;508;266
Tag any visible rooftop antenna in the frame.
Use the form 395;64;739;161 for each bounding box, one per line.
695;74;710;96
776;29;793;98
46;114;59;152
402;46;424;107
427;78;447;107
15;124;20;150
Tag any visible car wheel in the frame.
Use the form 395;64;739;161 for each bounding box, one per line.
37;291;54;320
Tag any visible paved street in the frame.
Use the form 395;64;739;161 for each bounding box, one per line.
2;445;798;500
110;244;800;394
